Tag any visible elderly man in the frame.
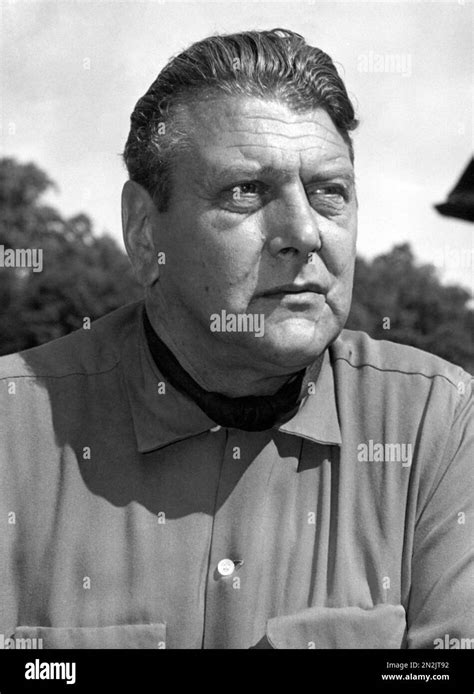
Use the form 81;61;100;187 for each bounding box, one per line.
0;29;472;650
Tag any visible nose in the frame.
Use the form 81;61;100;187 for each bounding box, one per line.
266;184;322;259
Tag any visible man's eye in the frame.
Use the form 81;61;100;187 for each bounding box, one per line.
308;184;349;212
231;182;261;200
311;185;347;200
222;181;266;213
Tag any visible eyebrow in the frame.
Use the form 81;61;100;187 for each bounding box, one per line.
205;164;355;186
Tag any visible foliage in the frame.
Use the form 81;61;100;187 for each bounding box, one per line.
346;246;474;373
0;158;142;355
0;158;472;373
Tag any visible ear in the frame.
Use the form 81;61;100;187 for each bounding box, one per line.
121;180;161;288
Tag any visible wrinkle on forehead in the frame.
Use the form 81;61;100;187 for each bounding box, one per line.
187;96;340;134
204;113;345;155
225;129;342;144
228;114;338;138
238;113;328;124
195;143;352;181
181;97;352;179
204;115;341;143
224;141;348;155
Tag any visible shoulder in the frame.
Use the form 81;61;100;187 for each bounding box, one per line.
0;300;144;383
330;330;472;426
331;329;471;391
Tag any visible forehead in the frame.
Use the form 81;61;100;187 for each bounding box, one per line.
178;96;352;179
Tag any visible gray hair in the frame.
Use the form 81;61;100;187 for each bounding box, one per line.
123;28;358;211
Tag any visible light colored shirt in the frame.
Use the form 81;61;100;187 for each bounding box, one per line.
1;300;473;649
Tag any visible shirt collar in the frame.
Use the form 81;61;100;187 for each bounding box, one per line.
122;304;341;453
277;347;342;447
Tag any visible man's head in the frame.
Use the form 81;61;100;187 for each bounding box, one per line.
122;29;359;383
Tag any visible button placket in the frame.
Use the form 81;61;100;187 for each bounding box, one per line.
202;429;278;648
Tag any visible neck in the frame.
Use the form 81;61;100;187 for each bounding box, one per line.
144;296;311;398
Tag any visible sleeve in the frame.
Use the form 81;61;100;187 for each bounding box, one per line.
406;376;474;649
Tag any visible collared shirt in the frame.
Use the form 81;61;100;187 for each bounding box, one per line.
0;300;472;649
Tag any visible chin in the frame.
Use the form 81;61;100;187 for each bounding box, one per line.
255;318;338;370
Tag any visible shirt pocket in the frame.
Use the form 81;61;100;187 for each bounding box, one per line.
11;623;166;649
265;604;407;649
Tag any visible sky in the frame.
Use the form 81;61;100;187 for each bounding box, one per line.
1;0;473;292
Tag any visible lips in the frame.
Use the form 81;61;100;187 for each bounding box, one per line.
258;284;325;298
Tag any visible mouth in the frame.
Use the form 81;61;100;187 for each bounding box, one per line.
254;285;327;315
257;284;325;299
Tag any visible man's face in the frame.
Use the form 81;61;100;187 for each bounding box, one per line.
149;96;357;373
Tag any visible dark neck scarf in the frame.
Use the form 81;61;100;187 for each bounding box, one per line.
143;308;320;432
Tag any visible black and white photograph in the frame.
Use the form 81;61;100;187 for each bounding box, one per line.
0;0;473;688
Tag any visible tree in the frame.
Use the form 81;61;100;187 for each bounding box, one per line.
346;244;474;373
0;158;142;355
0;158;472;374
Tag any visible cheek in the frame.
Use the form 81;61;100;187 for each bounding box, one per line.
320;220;356;278
319;223;356;317
193;220;263;296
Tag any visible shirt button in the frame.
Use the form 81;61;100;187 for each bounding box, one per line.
217;558;235;576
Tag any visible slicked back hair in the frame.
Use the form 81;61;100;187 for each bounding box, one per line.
123;28;358;212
